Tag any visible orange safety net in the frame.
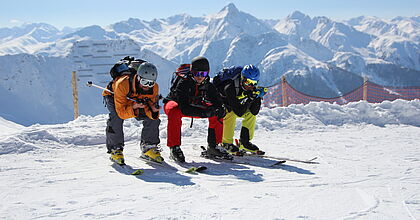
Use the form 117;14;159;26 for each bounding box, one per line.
263;79;420;107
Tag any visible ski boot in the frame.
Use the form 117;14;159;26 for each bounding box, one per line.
202;144;233;160
222;143;243;156
110;148;125;165
170;145;185;163
238;140;265;155
140;144;164;163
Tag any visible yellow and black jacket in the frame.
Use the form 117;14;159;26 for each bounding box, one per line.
223;78;261;117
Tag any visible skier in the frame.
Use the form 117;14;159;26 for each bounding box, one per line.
163;56;230;163
103;62;162;165
219;65;264;155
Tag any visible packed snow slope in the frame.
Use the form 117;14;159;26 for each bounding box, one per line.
1;99;419;219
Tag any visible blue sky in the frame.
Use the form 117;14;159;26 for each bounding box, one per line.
1;0;419;29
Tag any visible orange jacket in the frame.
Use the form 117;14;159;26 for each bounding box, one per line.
103;75;159;120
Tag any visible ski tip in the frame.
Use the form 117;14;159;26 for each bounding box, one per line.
196;166;207;172
308;157;318;161
185;166;207;173
185;167;198;174
270;160;286;167
302;157;319;164
131;169;144;175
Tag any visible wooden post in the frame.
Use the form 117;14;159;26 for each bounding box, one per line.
363;76;368;102
72;71;79;119
281;75;287;107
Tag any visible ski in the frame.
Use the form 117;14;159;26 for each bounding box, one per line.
234;155;286;167
233;139;318;164
269;160;287;167
172;161;208;174
200;147;285;167
138;156;207;174
111;160;144;175
246;154;319;164
203;154;285;168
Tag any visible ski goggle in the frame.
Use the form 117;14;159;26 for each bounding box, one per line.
139;78;155;87
192;71;209;77
242;77;258;88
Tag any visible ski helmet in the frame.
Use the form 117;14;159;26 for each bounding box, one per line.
137;62;158;81
191;56;210;72
241;64;260;81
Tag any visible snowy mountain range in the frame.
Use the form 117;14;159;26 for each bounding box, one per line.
0;3;419;125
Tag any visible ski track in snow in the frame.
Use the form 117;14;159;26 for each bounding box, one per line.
1;101;420;219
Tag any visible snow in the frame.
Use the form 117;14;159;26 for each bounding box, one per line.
0;116;24;136
1;99;419;219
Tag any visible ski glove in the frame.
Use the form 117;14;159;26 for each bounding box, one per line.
248;91;258;101
201;109;215;118
254;87;268;98
214;106;226;119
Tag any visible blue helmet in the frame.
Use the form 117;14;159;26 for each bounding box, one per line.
241;65;260;81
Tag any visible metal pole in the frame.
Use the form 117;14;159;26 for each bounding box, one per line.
72;71;79;119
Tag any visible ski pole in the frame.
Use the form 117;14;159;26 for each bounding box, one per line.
87;81;163;107
86;81;139;103
86;81;114;94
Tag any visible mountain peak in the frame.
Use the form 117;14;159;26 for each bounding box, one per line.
206;3;272;41
63;25;118;40
288;11;308;20
211;3;242;22
220;3;239;15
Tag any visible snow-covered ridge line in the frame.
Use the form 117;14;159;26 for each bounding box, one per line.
1;99;419;155
258;99;420;130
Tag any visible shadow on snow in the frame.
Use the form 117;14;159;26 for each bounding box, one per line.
111;163;195;186
110;156;315;186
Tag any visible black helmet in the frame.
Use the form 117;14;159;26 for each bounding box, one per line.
191;56;210;72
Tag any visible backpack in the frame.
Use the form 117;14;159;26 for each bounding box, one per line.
164;64;191;102
107;56;146;97
213;66;243;96
170;64;191;86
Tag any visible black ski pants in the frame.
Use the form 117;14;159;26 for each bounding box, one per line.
104;96;160;153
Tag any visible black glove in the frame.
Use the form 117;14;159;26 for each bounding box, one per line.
247;90;258;101
240;90;257;106
243;96;255;107
201;109;215;118
214;106;226;119
249;98;262;116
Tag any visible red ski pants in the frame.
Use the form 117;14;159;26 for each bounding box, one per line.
164;101;223;147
